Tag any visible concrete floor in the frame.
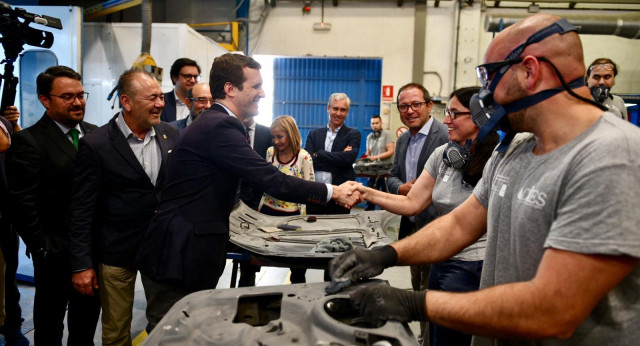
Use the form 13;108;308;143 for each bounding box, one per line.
11;211;422;345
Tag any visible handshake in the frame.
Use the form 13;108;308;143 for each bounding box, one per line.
331;181;366;209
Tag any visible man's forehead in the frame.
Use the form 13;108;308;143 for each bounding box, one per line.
590;66;613;75
331;99;348;108
243;67;262;83
398;88;423;102
193;85;211;96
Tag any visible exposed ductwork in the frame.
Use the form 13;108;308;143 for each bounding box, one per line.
486;12;640;39
141;0;152;55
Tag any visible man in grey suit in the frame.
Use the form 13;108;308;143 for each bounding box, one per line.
387;82;447;343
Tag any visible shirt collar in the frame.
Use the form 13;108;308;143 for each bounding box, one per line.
174;89;186;106
116;113;156;140
215;102;237;119
52;117;81;135
326;123;342;133
415;116;434;138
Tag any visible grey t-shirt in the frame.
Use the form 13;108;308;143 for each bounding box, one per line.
366;130;395;164
472;112;640;346
602;94;628;121
425;144;486;261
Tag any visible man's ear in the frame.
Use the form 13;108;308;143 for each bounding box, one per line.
38;94;50;110
521;55;543;91
224;82;236;97
120;94;133;112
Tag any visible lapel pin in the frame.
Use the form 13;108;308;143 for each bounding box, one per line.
163;134;167;139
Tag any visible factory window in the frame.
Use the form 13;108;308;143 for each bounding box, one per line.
19;49;58;128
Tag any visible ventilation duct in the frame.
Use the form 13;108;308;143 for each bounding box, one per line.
485;13;640;39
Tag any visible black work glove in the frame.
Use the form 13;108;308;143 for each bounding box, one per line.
351;285;427;326
329;245;398;282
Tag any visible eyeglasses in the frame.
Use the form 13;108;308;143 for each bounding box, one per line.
190;97;214;105
49;92;89;104
398;102;427;113
588;63;615;73
180;73;200;81
444;108;471;120
475;58;523;86
475;18;576;87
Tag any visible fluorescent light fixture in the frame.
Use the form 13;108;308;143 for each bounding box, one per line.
313;22;331;31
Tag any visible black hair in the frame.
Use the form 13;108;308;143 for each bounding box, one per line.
36;65;81;96
397;83;431;106
209;53;261;100
170;58;201;85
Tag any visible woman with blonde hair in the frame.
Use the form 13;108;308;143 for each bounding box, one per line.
259;115;315;283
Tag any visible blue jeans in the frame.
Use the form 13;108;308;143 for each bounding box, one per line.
428;259;483;346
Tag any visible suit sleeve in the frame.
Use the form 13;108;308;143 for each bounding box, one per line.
315;128;361;168
217;119;328;205
6;133;46;251
387;136;404;194
68;138;102;271
304;129;319;157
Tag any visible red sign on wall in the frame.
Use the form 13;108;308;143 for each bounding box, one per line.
382;85;394;101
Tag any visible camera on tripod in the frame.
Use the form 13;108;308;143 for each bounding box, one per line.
0;1;62;112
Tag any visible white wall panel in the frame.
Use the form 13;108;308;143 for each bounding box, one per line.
82;23;228;126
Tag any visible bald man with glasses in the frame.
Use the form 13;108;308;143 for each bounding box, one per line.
170;83;212;134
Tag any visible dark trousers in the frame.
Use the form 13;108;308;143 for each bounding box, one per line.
428;259;483;346
141;274;195;332
364;176;387;211
32;250;101;346
0;222;22;333
260;206;307;283
400;216;430;344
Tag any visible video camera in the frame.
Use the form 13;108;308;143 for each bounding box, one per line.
0;1;62;111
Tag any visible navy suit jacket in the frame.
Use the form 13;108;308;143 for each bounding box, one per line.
170;117;188;134
7;114;97;255
304;125;361;185
69;115;179;270
387;118;448;228
136;104;328;289
160;90;177;123
238;122;273;210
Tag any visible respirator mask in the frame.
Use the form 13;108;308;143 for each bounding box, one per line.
443;139;475;170
469;18;604;152
590;84;611;103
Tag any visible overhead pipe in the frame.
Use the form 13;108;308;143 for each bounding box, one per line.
141;0;152;55
485;12;640;39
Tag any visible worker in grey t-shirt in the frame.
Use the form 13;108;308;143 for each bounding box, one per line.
585;58;629;121
363;115;395;210
329;14;640;346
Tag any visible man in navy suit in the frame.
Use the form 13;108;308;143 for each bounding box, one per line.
387;82;448;343
6;66;101;345
170;83;212;134
160;58;201;123
69;70;179;345
305;93;362;215
136;53;360;332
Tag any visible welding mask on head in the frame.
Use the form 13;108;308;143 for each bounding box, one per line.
443;139;476;170
470;18;592;152
590;84;611;103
